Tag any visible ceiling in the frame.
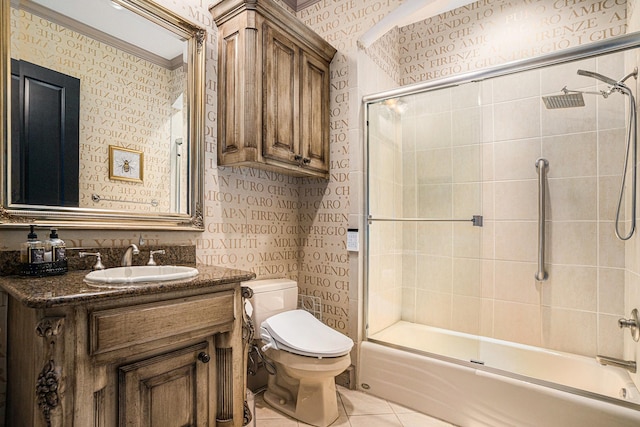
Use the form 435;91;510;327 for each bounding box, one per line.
26;0;185;60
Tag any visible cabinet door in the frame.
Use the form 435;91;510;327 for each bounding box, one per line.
300;50;330;174
262;23;299;165
119;342;212;427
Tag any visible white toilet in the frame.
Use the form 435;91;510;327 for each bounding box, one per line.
243;278;353;427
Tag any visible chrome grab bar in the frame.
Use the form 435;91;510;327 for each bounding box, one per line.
535;158;549;282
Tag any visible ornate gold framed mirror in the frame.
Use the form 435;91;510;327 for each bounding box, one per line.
1;0;205;230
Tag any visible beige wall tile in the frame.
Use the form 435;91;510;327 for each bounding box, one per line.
481;259;495;298
492;69;540;103
494;99;541;141
597;91;627;131
542;265;597;311
452;145;481;183
540;57;597;95
416;149;452;184
598;313;625;358
547;177;597;221
416;255;453;293
542;132;597;179
401;287;416;322
494;301;542;347
547;221;597;266
417;185;453;218
481;220;495;260
453;183;481;218
599;223;626;268
494;221;538;262
494;261;541;305
415;112;452;150
416;223;453;256
453;258;482;298
541;308;597;356
415;290;451;329
480;298;495;337
494;180;538;221
452;82;482;109
599;268;625;315
453;224;482;258
452;107;483;146
598;128;627;176
599;177;624;221
451;295;482;335
541;98;597;136
493;139;541;181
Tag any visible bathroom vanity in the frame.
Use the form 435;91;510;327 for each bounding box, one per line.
0;265;255;427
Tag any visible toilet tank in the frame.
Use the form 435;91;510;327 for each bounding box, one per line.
242;278;298;327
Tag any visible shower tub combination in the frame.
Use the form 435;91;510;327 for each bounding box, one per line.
363;34;640;426
360;325;640;427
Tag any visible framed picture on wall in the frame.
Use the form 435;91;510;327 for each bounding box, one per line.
109;145;143;182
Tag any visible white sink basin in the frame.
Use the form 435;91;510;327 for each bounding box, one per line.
85;265;198;287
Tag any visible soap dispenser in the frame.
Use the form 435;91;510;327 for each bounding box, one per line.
45;228;66;263
20;225;45;264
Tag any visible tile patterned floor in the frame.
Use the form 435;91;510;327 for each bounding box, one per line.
252;386;456;427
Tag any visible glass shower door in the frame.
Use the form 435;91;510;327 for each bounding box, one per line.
366;81;485;365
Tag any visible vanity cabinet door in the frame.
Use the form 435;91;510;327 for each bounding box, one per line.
118;341;213;426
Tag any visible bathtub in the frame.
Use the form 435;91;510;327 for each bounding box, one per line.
359;321;640;427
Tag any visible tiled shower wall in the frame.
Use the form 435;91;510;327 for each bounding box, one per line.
385;52;629;359
364;0;634;360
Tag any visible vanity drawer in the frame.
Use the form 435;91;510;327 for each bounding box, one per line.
89;291;234;355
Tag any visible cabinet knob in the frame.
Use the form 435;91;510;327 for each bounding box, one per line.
302;158;311;164
294;155;302;161
198;352;211;363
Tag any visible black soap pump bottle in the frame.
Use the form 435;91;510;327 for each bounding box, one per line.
20;225;45;264
46;228;66;263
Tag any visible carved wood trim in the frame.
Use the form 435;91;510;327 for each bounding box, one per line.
216;347;233;422
36;359;60;427
35;317;65;338
94;388;106;427
196;29;206;53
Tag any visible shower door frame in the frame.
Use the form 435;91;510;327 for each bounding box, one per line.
362;31;640;405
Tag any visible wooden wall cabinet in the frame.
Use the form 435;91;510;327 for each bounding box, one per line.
212;0;337;179
6;284;245;427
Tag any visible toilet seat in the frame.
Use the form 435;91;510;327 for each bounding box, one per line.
260;310;353;358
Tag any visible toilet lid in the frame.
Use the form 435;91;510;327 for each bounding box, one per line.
261;310;353;358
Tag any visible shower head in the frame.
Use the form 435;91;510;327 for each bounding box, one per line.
577;69;618;86
542;89;585;109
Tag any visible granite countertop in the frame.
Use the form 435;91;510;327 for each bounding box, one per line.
0;264;256;308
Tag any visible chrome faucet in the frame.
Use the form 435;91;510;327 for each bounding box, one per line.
147;249;166;266
121;244;140;267
596;355;637;373
79;251;105;270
